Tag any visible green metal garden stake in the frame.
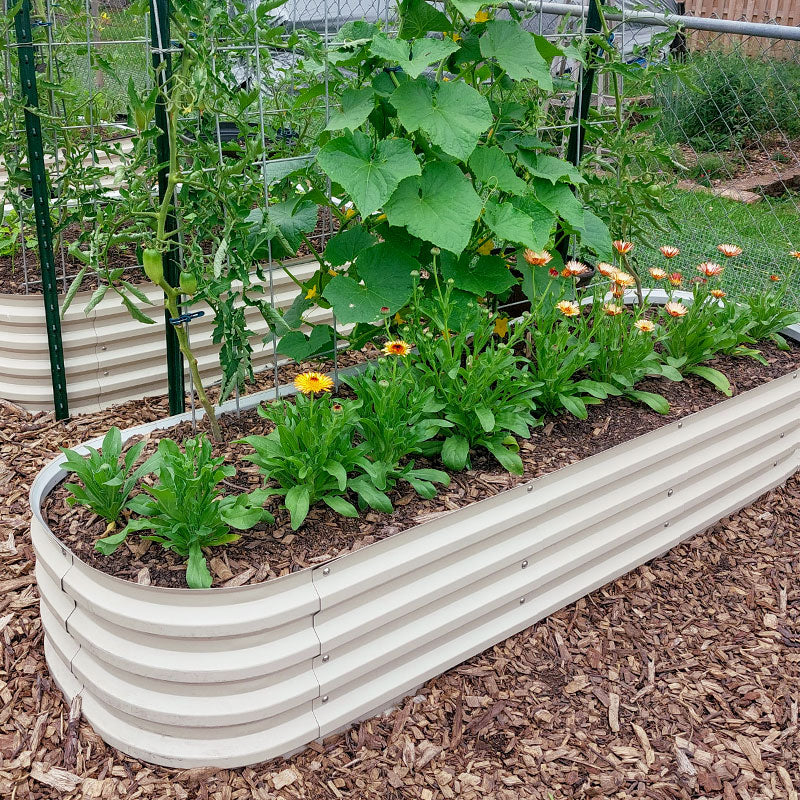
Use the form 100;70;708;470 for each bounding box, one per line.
13;0;69;420
149;0;185;415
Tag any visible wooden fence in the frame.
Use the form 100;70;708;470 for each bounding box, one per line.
683;0;799;59
684;0;797;26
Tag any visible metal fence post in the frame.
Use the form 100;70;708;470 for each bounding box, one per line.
149;0;185;415
13;0;69;420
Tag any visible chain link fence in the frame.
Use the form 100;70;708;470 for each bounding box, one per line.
652;25;800;301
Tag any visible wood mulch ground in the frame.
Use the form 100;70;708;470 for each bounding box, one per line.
1;351;799;798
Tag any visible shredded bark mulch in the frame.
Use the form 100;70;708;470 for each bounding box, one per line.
1;347;799;797
39;341;800;590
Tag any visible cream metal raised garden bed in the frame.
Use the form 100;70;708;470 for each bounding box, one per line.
31;323;800;769
0;258;327;414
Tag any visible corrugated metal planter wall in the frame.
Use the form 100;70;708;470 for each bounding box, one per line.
0;259;324;413
31;329;800;768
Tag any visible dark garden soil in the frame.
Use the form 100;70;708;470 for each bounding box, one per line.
0;213;336;296
41;340;800;590
2;342;799;797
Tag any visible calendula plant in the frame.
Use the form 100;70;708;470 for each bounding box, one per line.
241;373;393;530
61;427;161;533
521;287;616;421
344;349;451;499
401;267;540;475
658;266;740;396
735;257;800;349
583;294;680;414
96;435;273;589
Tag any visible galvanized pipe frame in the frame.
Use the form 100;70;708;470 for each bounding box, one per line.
30;310;800;768
513;1;800;40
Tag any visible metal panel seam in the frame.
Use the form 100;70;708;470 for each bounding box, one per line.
308;565;332;744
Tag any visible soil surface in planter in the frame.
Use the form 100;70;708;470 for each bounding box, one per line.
0;212;336;295
43;340;800;588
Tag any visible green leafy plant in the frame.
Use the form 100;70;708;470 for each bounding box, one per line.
402;267;541;475
241;388;393;530
737;268;800;349
522;290;615;421
583;297;680;414
61;426;161;532
284;1;612;348
96;435;272;589
659;292;737;396
344;353;451;498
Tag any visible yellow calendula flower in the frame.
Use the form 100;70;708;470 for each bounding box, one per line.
613;240;634;255
493;316;509;337
383;339;412;356
294;371;334;395
634;319;655;333
604;303;624;316
472;9;489;22
477;239;495;256
305;285;318;299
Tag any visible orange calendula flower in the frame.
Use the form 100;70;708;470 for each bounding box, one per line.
650;267;668;280
548;267;559;278
665;301;689;318
565;259;588;276
613;240;634;255
710;289;726;299
613;271;636;288
556;300;580;318
659;246;680;259
597;262;617;278
604;303;624;316
790;250;800;259
611;285;625;298
698;261;724;277
634;319;656;333
493;316;509;338
717;244;742;258
524;249;552;267
294;371;334;395
383;339;412;356
668;272;682;287
770;274;781;282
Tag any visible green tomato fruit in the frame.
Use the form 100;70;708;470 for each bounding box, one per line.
179;270;198;295
142;248;163;284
